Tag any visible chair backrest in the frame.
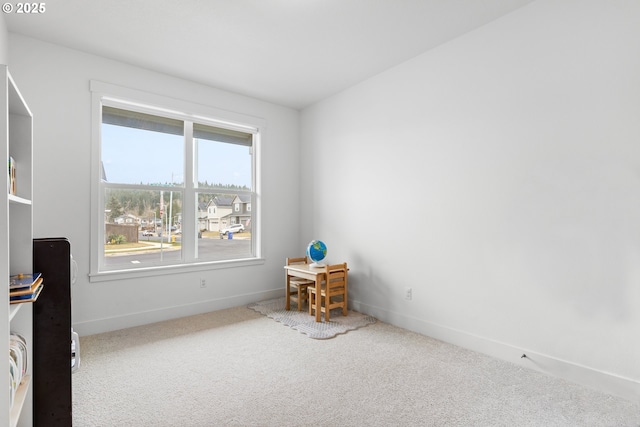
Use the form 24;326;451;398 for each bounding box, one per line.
287;256;308;266
324;262;347;291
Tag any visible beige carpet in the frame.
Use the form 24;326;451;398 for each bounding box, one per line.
248;297;376;339
73;304;640;426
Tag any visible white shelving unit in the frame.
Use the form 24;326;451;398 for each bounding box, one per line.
1;66;34;427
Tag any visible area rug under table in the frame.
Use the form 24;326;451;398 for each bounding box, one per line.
248;297;376;339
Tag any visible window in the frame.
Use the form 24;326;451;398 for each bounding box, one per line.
90;82;262;279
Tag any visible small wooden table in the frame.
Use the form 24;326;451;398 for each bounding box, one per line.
284;263;327;322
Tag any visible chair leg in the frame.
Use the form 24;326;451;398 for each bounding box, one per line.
325;294;330;322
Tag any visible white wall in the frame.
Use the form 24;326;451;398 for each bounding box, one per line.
300;0;640;399
8;34;300;335
0;15;7;64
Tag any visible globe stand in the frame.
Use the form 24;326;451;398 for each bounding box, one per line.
309;262;325;268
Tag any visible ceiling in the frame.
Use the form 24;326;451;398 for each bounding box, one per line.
5;0;534;109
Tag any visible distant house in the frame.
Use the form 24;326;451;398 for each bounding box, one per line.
114;214;140;225
197;202;209;231
230;194;251;230
200;196;233;232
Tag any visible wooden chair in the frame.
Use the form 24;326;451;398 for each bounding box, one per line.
286;256;314;311
309;262;348;322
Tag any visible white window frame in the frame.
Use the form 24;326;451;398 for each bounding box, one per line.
89;81;265;282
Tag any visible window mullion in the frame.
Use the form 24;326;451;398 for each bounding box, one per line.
183;121;196;261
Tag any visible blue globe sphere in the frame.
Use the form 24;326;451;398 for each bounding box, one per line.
306;240;327;267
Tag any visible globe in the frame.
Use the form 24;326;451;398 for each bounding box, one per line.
306;240;327;268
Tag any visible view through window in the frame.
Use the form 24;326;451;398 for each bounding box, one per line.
99;103;256;272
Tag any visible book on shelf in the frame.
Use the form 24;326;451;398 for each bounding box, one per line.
9;272;44;304
10;276;43;297
8;155;16;195
9;333;28;409
10;281;43;303
9;272;41;290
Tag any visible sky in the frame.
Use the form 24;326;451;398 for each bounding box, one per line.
101;124;252;188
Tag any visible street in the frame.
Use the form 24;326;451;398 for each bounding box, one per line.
104;235;252;268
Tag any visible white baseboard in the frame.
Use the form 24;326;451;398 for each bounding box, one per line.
350;299;640;402
73;288;282;337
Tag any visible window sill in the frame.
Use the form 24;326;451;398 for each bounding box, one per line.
89;257;265;283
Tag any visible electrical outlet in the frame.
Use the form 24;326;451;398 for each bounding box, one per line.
404;287;412;301
200;278;207;288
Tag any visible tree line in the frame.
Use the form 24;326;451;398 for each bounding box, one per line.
105;182;248;223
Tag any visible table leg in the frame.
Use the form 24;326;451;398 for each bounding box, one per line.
315;276;321;322
285;273;291;311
